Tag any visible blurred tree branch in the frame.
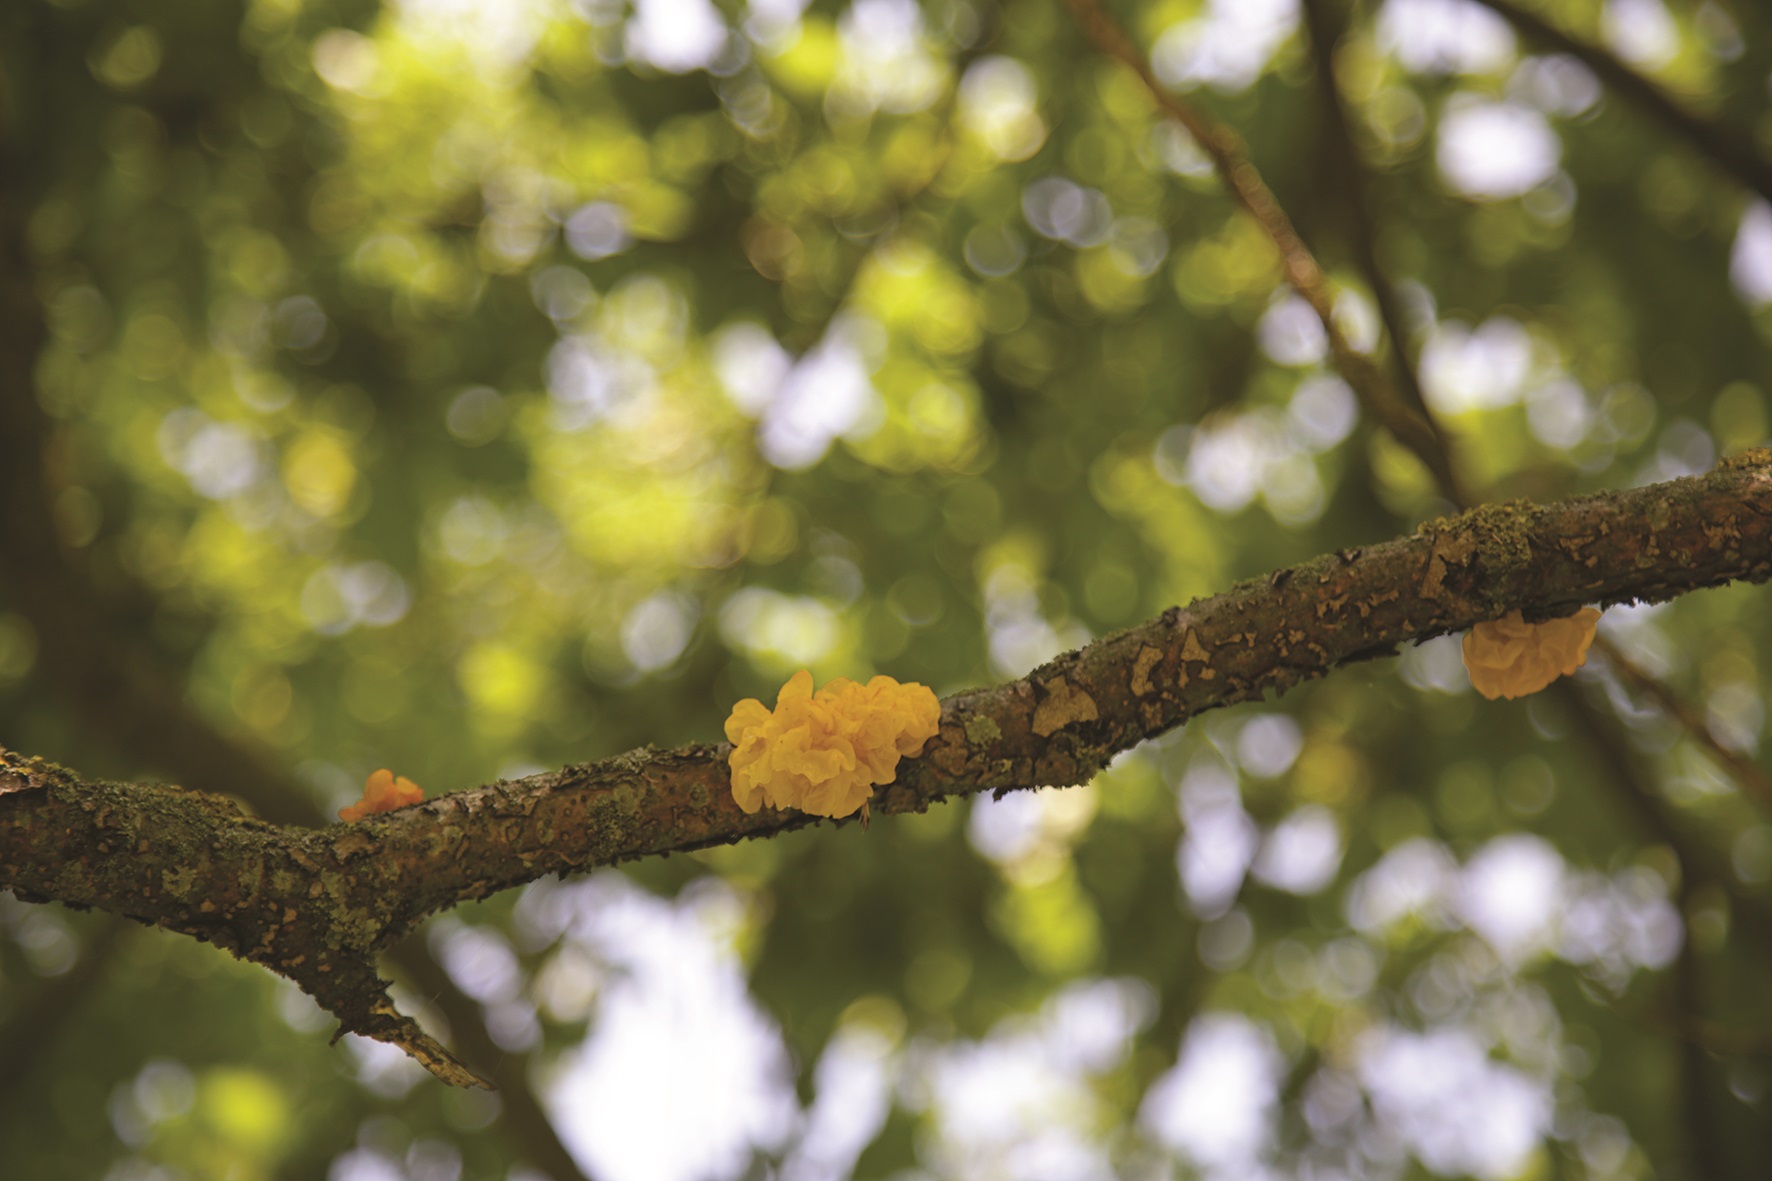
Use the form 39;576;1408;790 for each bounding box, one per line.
1630;1006;1772;1058
1059;0;1465;504
1092;0;1772;850
0;377;601;1181
1471;0;1772;207
0;916;131;1115
1563;659;1772;940
1673;872;1728;1181
1293;0;1772;815
8;458;1772;1081
0;110;597;1181
1593;634;1772;810
1556;677;1754;1175
4;0;1766;1173
1087;12;1771;1169
1299;0;1438;434
1292;12;1771;1166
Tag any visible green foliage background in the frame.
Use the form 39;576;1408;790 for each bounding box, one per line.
3;0;1772;1177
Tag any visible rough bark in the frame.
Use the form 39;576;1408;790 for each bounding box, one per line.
5;454;1772;1082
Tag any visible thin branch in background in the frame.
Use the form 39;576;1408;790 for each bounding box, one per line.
1569;665;1763;1181
1298;0;1443;444
0;916;130;1115
1076;0;1772;896
1057;0;1468;507
1293;7;1756;1160
1554;679;1772;950
1472;0;1772;207
1067;0;1772;884
0;454;599;1181
1138;5;1767;1166
387;938;591;1181
1295;0;1772;825
1674;875;1728;1181
0;227;598;1181
1593;634;1772;812
1628;1005;1772;1058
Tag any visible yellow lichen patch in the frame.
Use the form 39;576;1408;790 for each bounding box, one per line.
1179;628;1210;663
1130;645;1162;697
1031;675;1100;737
1419;529;1476;599
339;768;424;821
964;714;1003;745
1462;608;1602;700
724;669;941;820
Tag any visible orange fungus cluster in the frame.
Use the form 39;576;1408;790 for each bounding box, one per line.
1461;607;1603;700
724;670;942;820
338;768;425;822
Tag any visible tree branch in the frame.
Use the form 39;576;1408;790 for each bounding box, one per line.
7;456;1772;1080
1592;634;1772;812
1673;873;1727;1181
1472;0;1772;208
0;129;597;1181
1299;0;1443;445
1057;11;1760;1173
0;915;130;1113
1059;0;1465;504
1288;13;1763;1163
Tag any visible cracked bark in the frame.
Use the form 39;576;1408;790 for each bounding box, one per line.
6;455;1772;1082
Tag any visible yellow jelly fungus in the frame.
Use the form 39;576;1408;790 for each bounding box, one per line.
724;669;942;820
1461;607;1602;701
339;768;424;821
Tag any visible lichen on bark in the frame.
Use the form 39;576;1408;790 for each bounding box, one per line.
4;457;1772;1084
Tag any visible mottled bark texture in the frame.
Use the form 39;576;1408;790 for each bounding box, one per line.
5;454;1772;1084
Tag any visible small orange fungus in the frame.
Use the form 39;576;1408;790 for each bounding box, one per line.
724;669;942;820
1461;607;1602;700
339;768;424;821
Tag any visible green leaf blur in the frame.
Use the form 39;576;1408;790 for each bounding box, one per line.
4;0;1772;1178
